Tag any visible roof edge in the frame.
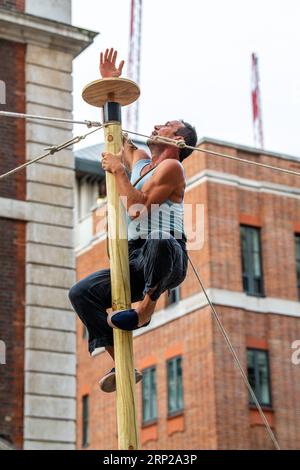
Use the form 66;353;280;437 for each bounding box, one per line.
198;137;300;163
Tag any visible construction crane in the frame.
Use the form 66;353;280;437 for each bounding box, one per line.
126;0;143;132
251;52;264;149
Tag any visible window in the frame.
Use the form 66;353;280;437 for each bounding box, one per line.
168;286;180;306
82;395;89;447
295;234;300;299
142;367;157;424
167;356;183;415
76;177;106;222
82;324;88;340
98;179;107;199
240;225;264;296
247;349;271;407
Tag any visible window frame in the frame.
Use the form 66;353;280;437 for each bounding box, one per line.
167;286;180;306
82;324;88;340
295;234;300;300
82;394;90;448
247;348;272;409
167;355;184;417
141;366;157;426
240;225;264;297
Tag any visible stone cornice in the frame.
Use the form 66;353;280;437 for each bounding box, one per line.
0;8;98;57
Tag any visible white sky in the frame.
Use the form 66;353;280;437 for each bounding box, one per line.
72;0;300;156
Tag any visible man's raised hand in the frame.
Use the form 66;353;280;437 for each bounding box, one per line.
99;48;125;78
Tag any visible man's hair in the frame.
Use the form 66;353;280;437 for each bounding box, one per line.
175;120;198;162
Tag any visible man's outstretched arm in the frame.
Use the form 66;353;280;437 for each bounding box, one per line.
99;48;149;170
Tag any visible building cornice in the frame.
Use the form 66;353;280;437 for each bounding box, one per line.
185;168;300;198
0;8;98;57
198;137;300;164
134;288;300;338
93;288;300;356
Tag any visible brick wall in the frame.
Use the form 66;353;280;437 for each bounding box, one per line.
0;0;25;12
0;220;25;448
76;143;300;449
76;290;300;449
0;39;25;448
213;306;300;449
76;300;217;450
0;40;26;199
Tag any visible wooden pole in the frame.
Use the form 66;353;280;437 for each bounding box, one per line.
82;78;140;449
104;119;139;450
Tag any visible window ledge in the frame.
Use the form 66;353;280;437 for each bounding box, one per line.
249;404;273;412
249;407;274;427
245;292;266;298
167;412;185;436
142;419;158;429
166;301;179;308
141;422;158;445
167;410;184;420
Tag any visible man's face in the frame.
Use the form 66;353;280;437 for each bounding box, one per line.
151;120;184;139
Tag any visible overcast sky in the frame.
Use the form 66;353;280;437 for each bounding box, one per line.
72;0;300;157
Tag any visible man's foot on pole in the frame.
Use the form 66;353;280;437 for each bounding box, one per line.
107;308;151;331
107;285;158;331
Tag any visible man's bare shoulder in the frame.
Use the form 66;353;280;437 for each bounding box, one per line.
156;158;184;176
123;141;150;170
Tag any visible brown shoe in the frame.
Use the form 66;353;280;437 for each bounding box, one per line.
99;367;143;393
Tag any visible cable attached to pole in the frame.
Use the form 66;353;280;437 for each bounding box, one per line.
0;126;103;180
0;110;103;128
122;129;300;178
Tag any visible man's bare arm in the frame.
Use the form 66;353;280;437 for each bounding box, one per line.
122;135;150;171
99;48;148;170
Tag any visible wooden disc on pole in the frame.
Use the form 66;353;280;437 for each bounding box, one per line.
82;77;140;108
82;77;140;450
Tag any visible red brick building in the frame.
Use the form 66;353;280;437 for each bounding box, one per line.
75;138;300;450
0;1;26;452
0;1;96;449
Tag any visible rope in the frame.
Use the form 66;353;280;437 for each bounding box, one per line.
1;109;298;179
122;129;300;178
0;126;103;180
0;110;102;128
187;254;280;450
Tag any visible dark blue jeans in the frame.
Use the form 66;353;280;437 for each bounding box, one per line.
69;231;188;354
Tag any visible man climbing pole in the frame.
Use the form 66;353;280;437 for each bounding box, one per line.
69;48;197;392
